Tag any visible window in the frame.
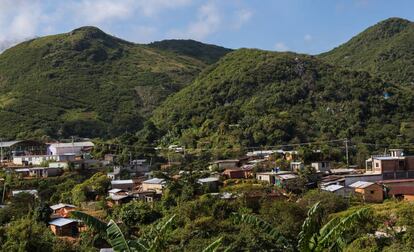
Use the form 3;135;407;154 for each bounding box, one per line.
370;190;375;194
375;163;379;168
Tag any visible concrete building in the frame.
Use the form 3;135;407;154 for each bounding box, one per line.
290;161;304;172
311;161;331;172
13;154;76;166
141;178;165;194
365;149;414;180
47;141;94;155
211;160;240;170
321;184;347;197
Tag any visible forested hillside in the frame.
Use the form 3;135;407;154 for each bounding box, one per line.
0;27;214;139
152;49;414;149
321;18;414;86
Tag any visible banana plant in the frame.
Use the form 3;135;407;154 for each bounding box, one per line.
70;211;224;252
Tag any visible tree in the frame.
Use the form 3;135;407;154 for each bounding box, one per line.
34;202;53;224
113;201;162;227
1;217;55;252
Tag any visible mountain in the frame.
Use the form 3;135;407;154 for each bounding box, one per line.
320;18;414;86
0;26;213;139
148;39;232;64
152;49;414;149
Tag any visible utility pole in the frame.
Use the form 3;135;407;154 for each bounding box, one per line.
0;138;3;164
344;138;349;168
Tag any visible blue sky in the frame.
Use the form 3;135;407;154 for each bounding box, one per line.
1;0;413;54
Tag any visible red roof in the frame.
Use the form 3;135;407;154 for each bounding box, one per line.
388;186;414;195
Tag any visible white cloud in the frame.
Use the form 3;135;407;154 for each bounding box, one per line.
169;1;221;40
233;9;253;29
274;42;288;51
304;34;312;42
0;0;43;52
136;0;193;17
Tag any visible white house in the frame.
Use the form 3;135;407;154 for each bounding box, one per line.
13;154;76;166
321;184;347;197
47;141;94;155
142;178;165;194
311;161;331;172
290;161;304;172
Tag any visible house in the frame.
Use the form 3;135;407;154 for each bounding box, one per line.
223;167;252;179
49;161;70;169
0;140;47;161
50;203;76;218
349;181;383;203
111;180;135;191
344;173;383;187
311;161;331;173
321;184;347;197
108;188;126;197
290;161;304;172
11;189;38;198
256;171;298;189
274;173;299;189
14;168;30;177
128;159;150;174
141;178;165;194
365;149;414;180
319;175;345;188
107;167;121;180
13;154;76;166
387;186;414;201
377;178;414;201
198;177;220;192
47;141;94;155
29;167;63;178
107;194;133;206
49;218;79;236
211;160;240;170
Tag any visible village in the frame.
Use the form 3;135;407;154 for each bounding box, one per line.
0;138;413;248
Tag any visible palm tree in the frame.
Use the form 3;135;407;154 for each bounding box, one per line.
70;211;223;252
235;202;372;252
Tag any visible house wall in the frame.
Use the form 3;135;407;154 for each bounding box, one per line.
404;195;414;201
218;162;238;169
112;183;134;191
142;183;163;193
50;223;78;236
256;174;273;184
224;169;245;179
355;185;383;203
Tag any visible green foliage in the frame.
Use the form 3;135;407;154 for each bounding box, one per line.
149;39;232;64
112;201;162;227
0;26;207;139
1;217;55;252
71;172;110;205
321;18;414;86
153;49;414;151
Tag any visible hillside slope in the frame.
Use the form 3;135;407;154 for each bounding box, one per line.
149;39;232;64
152;49;414;149
0;27;207;139
320;18;414;86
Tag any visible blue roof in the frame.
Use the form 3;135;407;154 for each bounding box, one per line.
49;218;77;227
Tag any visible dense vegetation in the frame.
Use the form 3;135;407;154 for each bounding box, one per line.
149;39;232;64
152;49;414;151
0;26;212;139
321;17;414;86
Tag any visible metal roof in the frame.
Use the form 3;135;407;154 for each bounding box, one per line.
15;168;30;172
108;194;131;201
198;177;220;183
12;189;38;196
322;184;344;192
111;180;134;185
278;174;298;180
108;188;124;194
48;141;94;148
349;181;375;189
50;203;76;211
49;218;77;227
143;178;165;184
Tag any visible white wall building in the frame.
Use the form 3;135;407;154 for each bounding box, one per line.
13;154;76;166
47;141;94;155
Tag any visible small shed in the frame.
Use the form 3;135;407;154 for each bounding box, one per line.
321;184;346;197
142;178;165;194
49;218;78;236
198;177;220;192
50;203;76;218
349;181;383;203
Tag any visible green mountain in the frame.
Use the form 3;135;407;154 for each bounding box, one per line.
152;49;414;149
320;17;414;86
0;27;212;139
148;39;232;64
